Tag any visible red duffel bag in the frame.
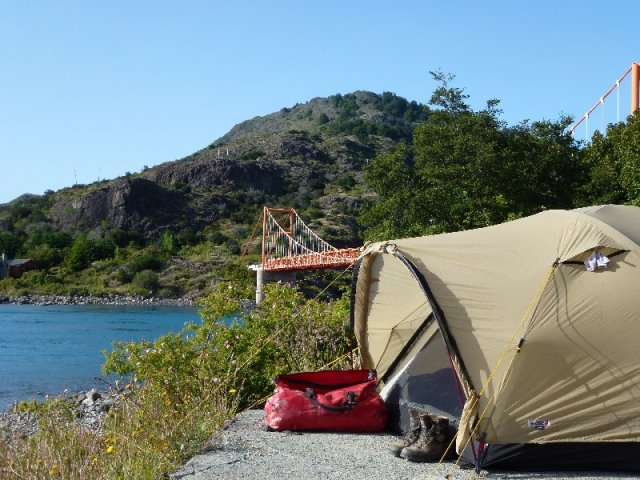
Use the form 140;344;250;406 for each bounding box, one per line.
264;369;387;432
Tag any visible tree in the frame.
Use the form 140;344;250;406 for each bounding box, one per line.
0;231;22;257
67;234;93;271
27;244;63;270
360;73;585;240
582;113;640;206
428;70;472;114
359;143;424;239
160;231;176;255
616;113;640;204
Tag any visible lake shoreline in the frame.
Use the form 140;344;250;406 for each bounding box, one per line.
1;386;126;441
0;293;198;307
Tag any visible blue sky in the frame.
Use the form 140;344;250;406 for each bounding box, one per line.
1;1;638;204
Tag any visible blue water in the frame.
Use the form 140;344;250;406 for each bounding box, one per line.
0;304;200;410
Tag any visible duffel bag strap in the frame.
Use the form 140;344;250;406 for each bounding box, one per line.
305;388;357;411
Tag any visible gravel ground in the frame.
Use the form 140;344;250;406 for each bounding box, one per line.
170;410;640;480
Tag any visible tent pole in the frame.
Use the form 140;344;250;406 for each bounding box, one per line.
392;252;473;390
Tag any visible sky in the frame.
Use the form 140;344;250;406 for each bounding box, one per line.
1;1;638;204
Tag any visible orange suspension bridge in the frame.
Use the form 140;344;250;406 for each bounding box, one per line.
249;207;361;303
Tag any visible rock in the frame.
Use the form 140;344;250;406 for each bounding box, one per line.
2;386;128;442
81;389;102;406
48;178;194;236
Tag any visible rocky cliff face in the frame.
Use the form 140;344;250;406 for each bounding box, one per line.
145;156;286;193
49;178;193;236
47;156;289;237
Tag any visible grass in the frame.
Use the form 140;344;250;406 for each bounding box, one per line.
1;381;235;480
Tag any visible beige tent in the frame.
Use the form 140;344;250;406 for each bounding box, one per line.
352;205;640;470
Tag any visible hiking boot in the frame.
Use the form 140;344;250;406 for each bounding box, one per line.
389;409;427;457
400;415;450;463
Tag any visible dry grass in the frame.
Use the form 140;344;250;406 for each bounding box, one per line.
0;382;236;479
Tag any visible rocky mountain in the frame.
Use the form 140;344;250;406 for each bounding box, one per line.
1;91;429;249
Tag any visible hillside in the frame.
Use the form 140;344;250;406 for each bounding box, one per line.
0;91;429;299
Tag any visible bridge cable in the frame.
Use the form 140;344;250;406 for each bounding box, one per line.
240;212;264;260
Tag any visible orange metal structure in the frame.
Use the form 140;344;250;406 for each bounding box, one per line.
263;248;361;272
260;206;360;272
570;64;632;133
261;207;295;270
632;62;640;114
570;62;640;134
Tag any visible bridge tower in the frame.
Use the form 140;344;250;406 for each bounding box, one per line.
632;62;640;114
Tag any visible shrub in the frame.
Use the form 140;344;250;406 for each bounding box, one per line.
208;231;228;245
67;235;93;272
132;270;160;294
317;112;329;125
223;239;241;255
94;238;117;260
104;281;353;410
335;173;356;190
27;244;64;269
0;380;234;480
130;252;164;274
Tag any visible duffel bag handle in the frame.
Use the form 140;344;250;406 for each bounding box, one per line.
305;388;357;412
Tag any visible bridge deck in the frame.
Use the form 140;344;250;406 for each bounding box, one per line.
262;248;360;272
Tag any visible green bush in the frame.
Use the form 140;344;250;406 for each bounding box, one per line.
67;235;93;272
208;231;228;245
317;112;329;125
103;281;353;410
132;270;160;294
130;252;164;274
114;267;132;284
27;244;64;269
223;239;241;255
335;174;356;190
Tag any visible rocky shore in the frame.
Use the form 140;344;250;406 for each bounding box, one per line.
0;293;197;307
0;386;128;443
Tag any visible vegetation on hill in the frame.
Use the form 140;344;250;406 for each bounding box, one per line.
361;71;640;240
0;91;429;299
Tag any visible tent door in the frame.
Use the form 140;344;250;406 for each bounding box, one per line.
381;327;466;434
